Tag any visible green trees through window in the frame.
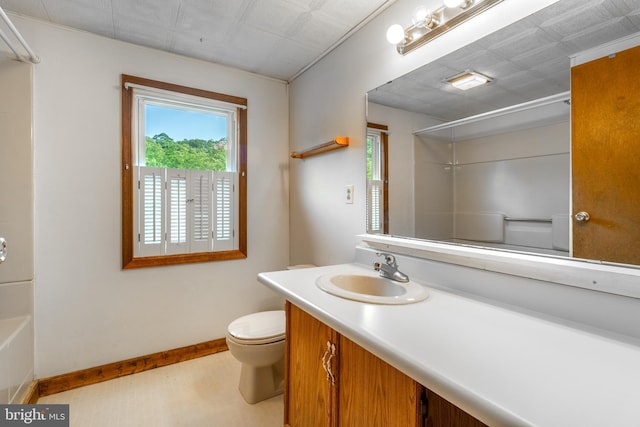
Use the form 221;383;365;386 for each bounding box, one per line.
145;133;227;171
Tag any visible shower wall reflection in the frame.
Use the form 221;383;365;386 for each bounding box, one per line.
415;122;569;255
368;98;571;256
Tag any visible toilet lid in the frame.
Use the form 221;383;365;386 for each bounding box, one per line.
227;310;285;343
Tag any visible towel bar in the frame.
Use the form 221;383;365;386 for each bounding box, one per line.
504;217;552;223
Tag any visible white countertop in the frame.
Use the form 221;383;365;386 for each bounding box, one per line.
258;263;640;427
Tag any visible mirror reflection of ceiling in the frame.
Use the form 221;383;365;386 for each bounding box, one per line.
368;0;640;122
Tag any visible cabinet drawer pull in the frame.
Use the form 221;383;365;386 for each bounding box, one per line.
321;346;330;377
321;341;336;385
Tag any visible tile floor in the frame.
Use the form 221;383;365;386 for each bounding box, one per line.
38;351;283;426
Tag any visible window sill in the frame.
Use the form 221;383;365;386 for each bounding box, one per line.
123;250;247;269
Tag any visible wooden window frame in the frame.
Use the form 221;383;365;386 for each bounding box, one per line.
121;74;247;269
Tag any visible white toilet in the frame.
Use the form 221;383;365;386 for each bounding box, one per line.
226;310;286;404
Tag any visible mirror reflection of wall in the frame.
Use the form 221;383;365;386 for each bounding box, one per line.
415;108;570;256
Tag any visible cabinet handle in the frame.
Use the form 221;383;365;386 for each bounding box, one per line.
326;343;336;385
321;345;329;376
321;341;336;385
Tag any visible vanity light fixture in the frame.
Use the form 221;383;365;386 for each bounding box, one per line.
446;70;493;90
386;0;504;55
443;0;472;8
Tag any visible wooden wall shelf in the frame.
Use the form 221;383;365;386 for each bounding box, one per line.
291;136;349;159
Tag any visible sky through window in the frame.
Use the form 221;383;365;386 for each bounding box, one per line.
145;104;227;141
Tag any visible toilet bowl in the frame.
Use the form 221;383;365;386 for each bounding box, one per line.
226;310;285;404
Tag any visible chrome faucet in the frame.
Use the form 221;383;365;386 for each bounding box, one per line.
374;252;409;283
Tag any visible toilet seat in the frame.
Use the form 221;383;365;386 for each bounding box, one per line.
227;310;285;345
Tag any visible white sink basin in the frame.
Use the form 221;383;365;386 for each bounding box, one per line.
315;273;429;305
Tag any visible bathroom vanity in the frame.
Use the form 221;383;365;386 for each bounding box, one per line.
284;301;485;427
258;258;640;426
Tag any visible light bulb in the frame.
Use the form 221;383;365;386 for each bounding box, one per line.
386;24;406;45
412;6;431;27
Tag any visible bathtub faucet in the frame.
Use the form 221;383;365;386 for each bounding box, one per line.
374;252;409;283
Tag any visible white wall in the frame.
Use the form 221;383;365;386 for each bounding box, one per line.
288;0;559;266
8;15;290;378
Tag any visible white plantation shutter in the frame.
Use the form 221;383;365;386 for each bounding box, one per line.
190;170;212;253
367;179;384;233
134;168;237;257
213;172;235;250
138;167;165;257
167;169;188;254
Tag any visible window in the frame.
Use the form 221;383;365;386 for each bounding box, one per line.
121;74;247;268
366;123;388;234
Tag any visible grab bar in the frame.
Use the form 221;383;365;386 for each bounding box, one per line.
504;217;552;223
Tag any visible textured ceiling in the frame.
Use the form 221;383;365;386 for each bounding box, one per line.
0;0;393;81
367;0;640;121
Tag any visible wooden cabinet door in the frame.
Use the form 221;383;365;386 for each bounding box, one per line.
571;45;640;264
286;302;484;426
338;335;422;427
285;302;338;427
425;389;487;427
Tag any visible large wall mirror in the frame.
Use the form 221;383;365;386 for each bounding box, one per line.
366;0;640;268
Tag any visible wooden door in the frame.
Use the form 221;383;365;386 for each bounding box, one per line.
571;45;640;264
338;335;422;427
285;302;338;427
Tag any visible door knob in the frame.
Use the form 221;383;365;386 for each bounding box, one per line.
574;211;590;222
0;237;6;263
